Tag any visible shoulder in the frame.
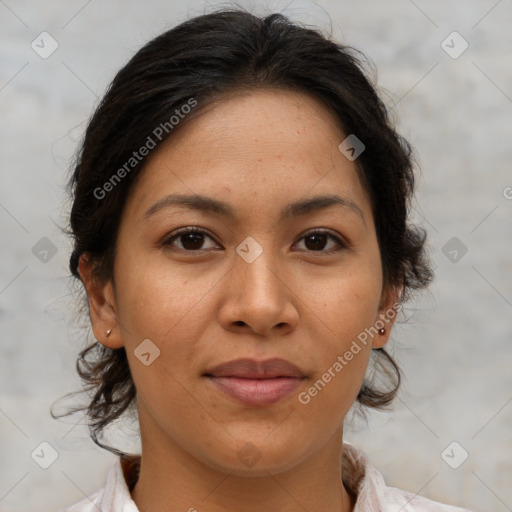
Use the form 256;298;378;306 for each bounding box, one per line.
342;443;475;512
382;485;474;512
58;489;103;512
57;454;140;512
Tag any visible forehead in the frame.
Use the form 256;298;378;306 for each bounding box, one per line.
160;89;346;164
124;89;372;223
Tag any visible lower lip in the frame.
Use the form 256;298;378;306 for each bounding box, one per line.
206;376;303;406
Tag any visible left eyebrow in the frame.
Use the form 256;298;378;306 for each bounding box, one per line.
142;193;366;227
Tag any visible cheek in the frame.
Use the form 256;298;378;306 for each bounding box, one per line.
118;284;208;430
293;261;382;419
114;249;213;342
294;316;373;431
311;260;382;346
112;254;219;405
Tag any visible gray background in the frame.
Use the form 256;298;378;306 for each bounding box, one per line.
1;1;511;511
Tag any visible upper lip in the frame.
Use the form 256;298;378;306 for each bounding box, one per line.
204;358;305;379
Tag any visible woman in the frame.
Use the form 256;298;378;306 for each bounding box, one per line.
56;8;474;512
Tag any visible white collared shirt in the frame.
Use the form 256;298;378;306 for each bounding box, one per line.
60;444;474;512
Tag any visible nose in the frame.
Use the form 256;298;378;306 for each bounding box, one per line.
218;245;300;337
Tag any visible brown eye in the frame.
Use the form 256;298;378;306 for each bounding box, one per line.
163;227;218;251
295;229;346;254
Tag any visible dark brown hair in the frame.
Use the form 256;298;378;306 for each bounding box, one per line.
53;8;433;455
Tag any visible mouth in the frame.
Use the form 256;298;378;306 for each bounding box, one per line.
203;358;306;406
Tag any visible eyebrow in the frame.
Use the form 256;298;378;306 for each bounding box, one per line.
143;193;366;226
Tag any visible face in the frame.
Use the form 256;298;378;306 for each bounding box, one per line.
80;89;397;476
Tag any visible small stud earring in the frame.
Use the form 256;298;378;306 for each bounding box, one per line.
378;328;386;335
106;329;112;337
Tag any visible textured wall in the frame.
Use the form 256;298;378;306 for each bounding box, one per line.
1;1;511;511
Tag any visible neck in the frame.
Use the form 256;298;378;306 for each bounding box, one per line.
130;422;355;512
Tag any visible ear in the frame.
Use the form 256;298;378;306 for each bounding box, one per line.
78;253;124;349
372;284;401;349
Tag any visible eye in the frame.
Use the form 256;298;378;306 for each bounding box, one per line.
293;228;347;254
162;227;219;252
162;226;346;254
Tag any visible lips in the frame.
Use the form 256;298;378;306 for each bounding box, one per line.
204;358;306;406
204;357;305;379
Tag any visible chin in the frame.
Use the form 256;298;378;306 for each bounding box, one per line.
198;436;311;477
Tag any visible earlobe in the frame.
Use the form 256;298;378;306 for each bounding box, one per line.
371;323;392;349
77;254;124;349
372;285;401;349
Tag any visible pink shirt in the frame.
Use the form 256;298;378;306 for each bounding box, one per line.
61;444;474;511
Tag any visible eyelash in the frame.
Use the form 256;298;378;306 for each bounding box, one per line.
162;226;347;255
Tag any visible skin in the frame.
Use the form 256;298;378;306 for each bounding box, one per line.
79;89;399;512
